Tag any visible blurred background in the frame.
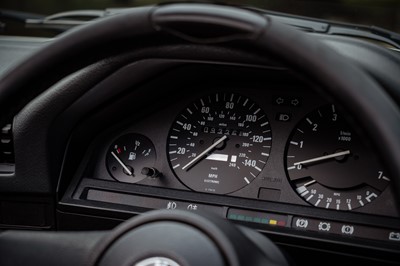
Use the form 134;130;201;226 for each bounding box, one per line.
1;0;400;36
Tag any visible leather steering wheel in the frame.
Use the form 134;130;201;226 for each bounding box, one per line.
0;3;399;266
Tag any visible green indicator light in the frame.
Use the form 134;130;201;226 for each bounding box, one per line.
254;218;261;223
237;215;245;221
228;214;238;220
261;219;269;224
245;216;253;222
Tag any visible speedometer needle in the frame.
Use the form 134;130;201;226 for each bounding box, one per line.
111;151;133;176
182;135;228;171
293;150;351;166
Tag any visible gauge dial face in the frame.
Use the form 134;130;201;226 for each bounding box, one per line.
286;104;390;211
167;92;272;194
106;133;156;183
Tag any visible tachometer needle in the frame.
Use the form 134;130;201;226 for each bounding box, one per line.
182;135;228;171
111;151;133;176
293;150;351;166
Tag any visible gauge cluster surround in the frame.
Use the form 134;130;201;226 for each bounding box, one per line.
93;85;395;218
58;62;400;256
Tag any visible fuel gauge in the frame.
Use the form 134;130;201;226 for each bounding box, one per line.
106;133;157;183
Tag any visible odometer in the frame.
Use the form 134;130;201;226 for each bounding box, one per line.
167;92;272;194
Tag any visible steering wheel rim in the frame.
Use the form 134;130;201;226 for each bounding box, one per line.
1;2;398;202
0;2;399;265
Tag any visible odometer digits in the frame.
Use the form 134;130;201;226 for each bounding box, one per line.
167;92;272;194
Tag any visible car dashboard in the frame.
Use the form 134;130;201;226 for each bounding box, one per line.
1;9;400;265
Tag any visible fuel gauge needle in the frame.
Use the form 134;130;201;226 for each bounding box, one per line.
293;150;351;166
182;135;228;171
111;151;133;176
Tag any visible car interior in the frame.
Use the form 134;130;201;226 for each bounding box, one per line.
0;2;399;265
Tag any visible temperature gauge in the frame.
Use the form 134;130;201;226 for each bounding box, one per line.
106;133;157;183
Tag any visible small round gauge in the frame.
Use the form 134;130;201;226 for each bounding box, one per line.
285;104;390;211
106;133;156;183
167;92;272;194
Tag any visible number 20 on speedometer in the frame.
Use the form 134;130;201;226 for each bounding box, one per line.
167;92;272;195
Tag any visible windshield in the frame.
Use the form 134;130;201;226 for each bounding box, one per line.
1;0;400;34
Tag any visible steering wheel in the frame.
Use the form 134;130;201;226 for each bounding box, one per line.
0;3;399;266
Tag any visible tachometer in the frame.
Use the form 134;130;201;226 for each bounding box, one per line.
286;104;390;211
167;92;272;194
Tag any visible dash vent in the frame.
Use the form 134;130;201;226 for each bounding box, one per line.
0;123;15;174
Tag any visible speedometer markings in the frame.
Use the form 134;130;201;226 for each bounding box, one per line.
318;110;323;117
290;141;299;145
297;128;304;133
332;104;336;113
167;92;272;194
287;166;296;170
181;114;188;119
306;118;313;125
306;195;314;201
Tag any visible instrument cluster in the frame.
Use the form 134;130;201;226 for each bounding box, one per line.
97;87;394;217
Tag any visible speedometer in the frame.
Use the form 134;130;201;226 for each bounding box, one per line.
167;92;272;194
